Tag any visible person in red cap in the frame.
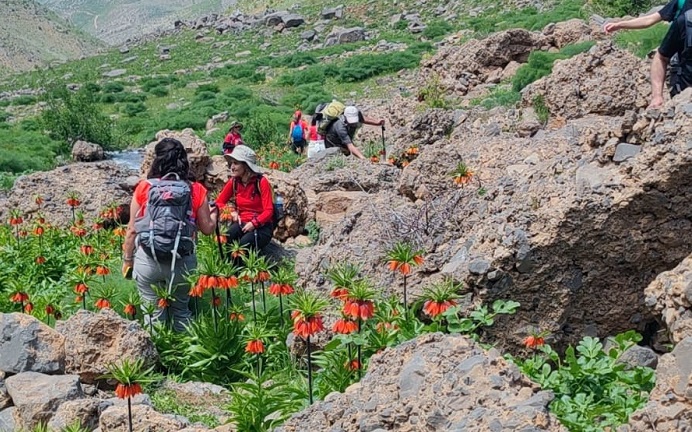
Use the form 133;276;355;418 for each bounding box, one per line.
287;110;308;155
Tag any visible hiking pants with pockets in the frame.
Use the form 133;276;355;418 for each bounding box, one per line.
133;248;197;332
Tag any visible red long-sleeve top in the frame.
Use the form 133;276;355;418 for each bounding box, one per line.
216;175;274;227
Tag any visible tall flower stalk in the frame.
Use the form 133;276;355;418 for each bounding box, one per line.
343;279;376;379
268;261;297;326
290;290;328;404
385;241;425;313
101;359;157;432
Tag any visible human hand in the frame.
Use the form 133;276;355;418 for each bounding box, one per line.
242;221;255;233
121;262;133;279
603;22;621;35
379;119;385;126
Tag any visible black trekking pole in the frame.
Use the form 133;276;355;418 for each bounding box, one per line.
380;124;386;163
213;210;225;261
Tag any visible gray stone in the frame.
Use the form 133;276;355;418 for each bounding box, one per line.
321;6;344;20
613;143;641;163
102;69;126;78
301;30;317;41
0;313;65;374
5;372;83;430
0;372;8;410
0;407;16;432
283;14;305;28
398;354;427;399
469;259;490;275
617;345;658;369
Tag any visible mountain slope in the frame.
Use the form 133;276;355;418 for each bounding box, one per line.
36;0;237;45
0;0;102;73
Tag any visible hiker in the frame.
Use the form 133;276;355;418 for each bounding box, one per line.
215;145;274;254
323;105;385;160
222;121;244;155
649;10;692;108
122;138;217;331
603;0;688;34
288;110;308;155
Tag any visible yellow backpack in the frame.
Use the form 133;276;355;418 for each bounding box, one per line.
316;100;345;136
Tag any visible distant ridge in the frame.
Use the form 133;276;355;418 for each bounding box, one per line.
36;0;238;45
0;0;102;74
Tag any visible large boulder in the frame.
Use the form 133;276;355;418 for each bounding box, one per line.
55;309;157;384
99;404;190;431
542;18;593;49
624;337;692;431
324;27;366;46
265;169;309;241
420;29;548;96
4;372;83;430
277;333;565;431
0;313;65;374
71;140;105;162
0;161;135;227
645;253;692;344
522;41;650;119
47;398;112;431
140;129;211;183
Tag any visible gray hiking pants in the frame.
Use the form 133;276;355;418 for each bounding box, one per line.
133;247;197;332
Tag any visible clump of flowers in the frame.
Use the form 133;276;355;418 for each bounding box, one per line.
102;359;158;432
385;241;425;312
452;161;474;187
421;279;460;318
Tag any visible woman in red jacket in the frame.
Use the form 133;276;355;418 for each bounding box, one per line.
215;145;274;252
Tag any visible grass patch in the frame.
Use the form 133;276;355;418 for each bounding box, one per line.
150;389;221;428
614;23;669;58
513;41;595;92
466;0;587;36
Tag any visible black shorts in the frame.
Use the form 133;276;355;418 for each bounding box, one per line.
292;139;306;152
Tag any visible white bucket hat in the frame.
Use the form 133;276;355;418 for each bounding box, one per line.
223;145;263;174
344;106;360;124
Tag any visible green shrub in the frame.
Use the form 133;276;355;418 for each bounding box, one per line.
122;102;147;117
84;82;101;93
270;52;317;68
243;109;287;147
0;100;10;107
590;0;655;17
281;83;333;113
140;76;177;92
533;95;550;124
336;51;421;83
222;86;253;100
103;82;125;93
512;41;595;91
12;95;37;106
19;118;40;131
277;66;326;87
467;0;586;35
119;92;148;103
210;63;265;83
423;21;454;40
393;20;408;31
40;85;116;149
148;86;169;97
0;127;63;173
194;91;217;102
196;83;220;94
0;111;9;122
514;331;655;431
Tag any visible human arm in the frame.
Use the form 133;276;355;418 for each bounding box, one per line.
346;143;366;160
362;115;385;126
604;12;663;34
215;180;234;208
121;190;141;276
196;196;217;235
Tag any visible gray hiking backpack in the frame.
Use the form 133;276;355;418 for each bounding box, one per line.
135;173;196;262
669;10;692;96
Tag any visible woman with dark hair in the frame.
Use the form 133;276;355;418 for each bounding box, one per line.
215;145;274;253
121;138;217;331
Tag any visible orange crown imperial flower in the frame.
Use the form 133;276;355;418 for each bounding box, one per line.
245;339;265;354
332;318;358;335
115;383;143;399
124;304;137;317
343;299;375;321
10;292;29;303
95;298;111;310
423;299;457;318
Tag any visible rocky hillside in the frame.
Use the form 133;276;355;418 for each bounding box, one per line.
0;0;102;73
37;0;238;45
